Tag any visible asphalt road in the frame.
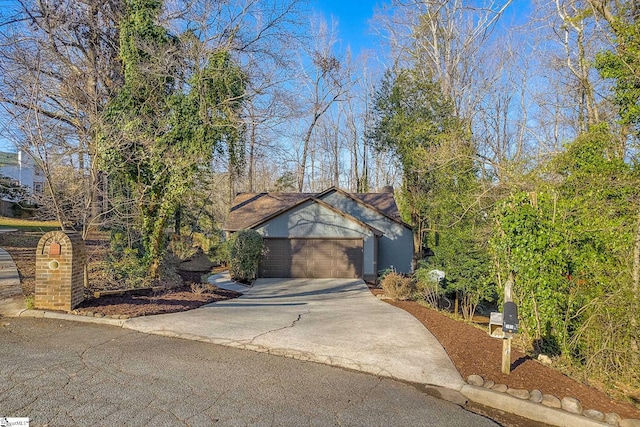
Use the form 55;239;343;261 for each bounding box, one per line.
0;318;498;427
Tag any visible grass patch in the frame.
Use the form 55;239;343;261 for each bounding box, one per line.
0;217;60;232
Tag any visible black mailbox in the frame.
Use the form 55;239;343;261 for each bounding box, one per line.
502;301;519;333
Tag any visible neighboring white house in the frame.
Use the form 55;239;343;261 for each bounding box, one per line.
0;150;44;196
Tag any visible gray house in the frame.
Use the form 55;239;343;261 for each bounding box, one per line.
224;187;414;282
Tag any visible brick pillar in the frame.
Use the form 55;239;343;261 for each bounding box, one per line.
34;231;86;312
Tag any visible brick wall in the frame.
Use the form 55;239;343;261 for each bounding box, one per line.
34;231;86;312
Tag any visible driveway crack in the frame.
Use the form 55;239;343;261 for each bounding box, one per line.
250;309;310;344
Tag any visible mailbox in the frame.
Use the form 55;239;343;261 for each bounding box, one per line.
49;242;61;256
489;312;504;338
502;301;519;333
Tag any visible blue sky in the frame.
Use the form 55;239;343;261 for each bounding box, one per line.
312;0;381;55
2;0;381;153
312;0;532;56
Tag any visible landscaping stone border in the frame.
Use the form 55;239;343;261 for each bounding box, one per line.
462;374;640;427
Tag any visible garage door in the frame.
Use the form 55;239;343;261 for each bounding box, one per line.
259;238;363;278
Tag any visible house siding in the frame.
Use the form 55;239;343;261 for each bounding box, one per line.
253;200;377;277
320;192;414;274
0;150;44;196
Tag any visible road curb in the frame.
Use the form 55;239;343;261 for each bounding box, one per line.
423;384;468;406
460;384;610;426
19;309;127;327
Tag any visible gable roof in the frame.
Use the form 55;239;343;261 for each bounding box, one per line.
317;187;406;225
245;197;384;236
224;187;408;232
225;192;312;231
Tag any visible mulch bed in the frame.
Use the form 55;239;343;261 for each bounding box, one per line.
74;270;241;318
384;297;640;420
75;286;241;317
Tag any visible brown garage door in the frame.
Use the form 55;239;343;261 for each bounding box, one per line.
259;238;363;278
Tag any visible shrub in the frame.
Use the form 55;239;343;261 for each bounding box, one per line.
414;267;443;308
380;272;414;301
192;232;217;254
212;239;230;266
190;283;216;294
228;229;263;283
197;231;229;265
106;229;152;289
168;234;197;261
106;247;152;288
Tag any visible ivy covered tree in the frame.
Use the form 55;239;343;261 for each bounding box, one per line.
592;0;640;135
370;69;469;251
369;68;494;318
102;0;245;280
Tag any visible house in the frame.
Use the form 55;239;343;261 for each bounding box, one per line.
0;150;44;195
224;186;414;282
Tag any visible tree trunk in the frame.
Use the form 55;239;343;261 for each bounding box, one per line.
631;209;640;352
174;206;182;235
454;291;459;316
298;125;312;192
333;127;339;187
504;270;514;303
633;210;640;294
248;123;256;192
84;264;89;289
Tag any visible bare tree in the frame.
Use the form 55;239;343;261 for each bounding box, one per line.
374;0;512;120
0;0;123;237
553;0;602;129
295;17;355;192
339;52;379;192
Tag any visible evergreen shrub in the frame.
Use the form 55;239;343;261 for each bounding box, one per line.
228;229;263;283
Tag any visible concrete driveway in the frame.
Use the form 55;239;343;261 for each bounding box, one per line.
124;278;465;391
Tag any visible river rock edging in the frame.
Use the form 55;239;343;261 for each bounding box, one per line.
462;374;639;427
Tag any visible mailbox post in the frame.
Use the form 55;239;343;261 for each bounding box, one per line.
489;302;519;374
34;231;85;312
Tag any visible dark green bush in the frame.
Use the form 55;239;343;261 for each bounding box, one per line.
228;229;263;283
106;229;152;288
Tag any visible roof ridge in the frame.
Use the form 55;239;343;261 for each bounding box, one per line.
230;192;267;212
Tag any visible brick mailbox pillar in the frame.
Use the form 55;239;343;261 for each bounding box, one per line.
34;231;86;312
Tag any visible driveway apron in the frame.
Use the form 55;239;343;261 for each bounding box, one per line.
123;278;465;390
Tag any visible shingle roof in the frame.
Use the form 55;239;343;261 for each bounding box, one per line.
224;187;405;231
351;192;403;223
